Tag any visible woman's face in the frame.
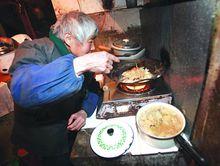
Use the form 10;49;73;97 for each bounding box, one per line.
64;34;93;56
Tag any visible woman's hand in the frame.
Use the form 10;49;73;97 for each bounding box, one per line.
73;51;120;75
67;110;87;131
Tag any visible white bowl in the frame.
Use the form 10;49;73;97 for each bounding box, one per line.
136;102;186;149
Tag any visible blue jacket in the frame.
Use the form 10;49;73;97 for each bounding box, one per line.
10;38;100;117
9;37;103;156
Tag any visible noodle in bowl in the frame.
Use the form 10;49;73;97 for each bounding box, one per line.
136;102;186;149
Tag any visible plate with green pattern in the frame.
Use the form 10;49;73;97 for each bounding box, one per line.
90;119;134;158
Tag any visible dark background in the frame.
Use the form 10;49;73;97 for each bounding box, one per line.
0;0;56;38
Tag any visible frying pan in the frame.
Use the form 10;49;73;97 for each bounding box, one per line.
110;58;165;87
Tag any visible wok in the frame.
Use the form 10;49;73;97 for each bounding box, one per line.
109;58;165;87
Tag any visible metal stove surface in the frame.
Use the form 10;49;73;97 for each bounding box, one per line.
103;76;171;101
97;76;173;119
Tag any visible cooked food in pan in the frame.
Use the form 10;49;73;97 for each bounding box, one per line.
120;66;153;83
138;105;184;138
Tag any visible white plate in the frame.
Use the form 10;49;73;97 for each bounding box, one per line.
90;119;134;158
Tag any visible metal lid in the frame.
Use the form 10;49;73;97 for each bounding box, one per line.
112;38;141;51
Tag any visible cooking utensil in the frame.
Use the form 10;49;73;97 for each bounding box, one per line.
136;102;208;166
117;59;165;85
98;38;146;60
118;48;145;60
136;102;185;148
98;45;146;60
107;58;164;94
119;69;163;84
111;38;141;56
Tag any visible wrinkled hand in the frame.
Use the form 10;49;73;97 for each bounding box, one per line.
67;110;87;131
74;51;120;75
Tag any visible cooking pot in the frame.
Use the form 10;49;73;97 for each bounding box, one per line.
111;38;141;55
114;58;164;91
107;58;164;94
111;38;145;60
136;102;186;149
136;102;208;166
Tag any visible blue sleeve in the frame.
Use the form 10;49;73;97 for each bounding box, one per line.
82;92;100;117
10;54;84;108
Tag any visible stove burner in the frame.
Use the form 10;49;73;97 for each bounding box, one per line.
118;83;154;95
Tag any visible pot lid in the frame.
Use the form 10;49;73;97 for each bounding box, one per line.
90;119;134;158
112;38;141;50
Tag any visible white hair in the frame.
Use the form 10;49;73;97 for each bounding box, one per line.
52;11;98;43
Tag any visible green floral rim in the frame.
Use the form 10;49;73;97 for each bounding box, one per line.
96;124;127;151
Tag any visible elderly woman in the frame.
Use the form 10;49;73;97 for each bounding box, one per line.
9;11;119;166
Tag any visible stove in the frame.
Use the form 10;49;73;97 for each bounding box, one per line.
96;75;172;119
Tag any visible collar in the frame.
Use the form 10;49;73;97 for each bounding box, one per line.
49;30;70;56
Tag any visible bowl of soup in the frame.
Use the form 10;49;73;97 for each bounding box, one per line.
136;102;186;149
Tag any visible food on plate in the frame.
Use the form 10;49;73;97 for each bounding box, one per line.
138;105;184;138
121;66;153;83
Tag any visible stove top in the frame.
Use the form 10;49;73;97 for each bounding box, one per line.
97;76;173;119
103;76;171;101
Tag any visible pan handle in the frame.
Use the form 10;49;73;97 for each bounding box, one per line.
174;134;208;166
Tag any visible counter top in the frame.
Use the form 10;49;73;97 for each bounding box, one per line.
81;113;178;155
70;128;188;166
0;107;191;166
70;112;189;165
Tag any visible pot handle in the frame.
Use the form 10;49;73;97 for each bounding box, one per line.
174;134;208;166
